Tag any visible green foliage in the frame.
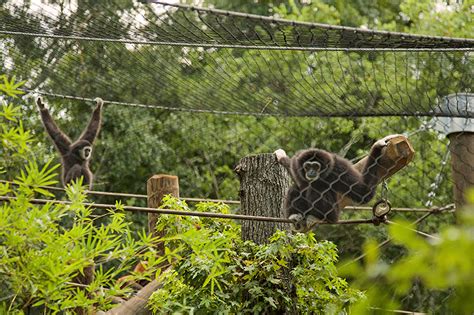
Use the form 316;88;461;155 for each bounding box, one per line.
0;75;161;313
0;76;34;176
0;75;25;98
148;196;363;314
2;0;471;312
341;198;474;314
0;177;159;313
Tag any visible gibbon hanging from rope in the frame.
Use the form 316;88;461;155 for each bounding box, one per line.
36;96;103;189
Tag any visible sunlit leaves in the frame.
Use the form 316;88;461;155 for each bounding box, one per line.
0;101;21;122
1;121;33;156
1;174;160;312
0;75;35;179
15;159;60;197
0;75;25;98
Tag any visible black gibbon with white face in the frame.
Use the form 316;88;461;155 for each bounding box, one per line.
36;96;103;189
275;136;393;232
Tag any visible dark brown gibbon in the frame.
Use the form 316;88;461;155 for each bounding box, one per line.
36;96;103;189
275;136;395;232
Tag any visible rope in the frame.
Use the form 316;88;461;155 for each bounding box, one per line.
22;89;278;117
343;203;455;266
22;89;474;118
1;195;387;226
0;180;454;213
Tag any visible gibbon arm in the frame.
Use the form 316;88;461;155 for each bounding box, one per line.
80;98;103;144
37;97;72;155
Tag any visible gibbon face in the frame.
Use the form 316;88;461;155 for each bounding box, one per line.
71;140;93;161
80;146;93;160
303;161;321;181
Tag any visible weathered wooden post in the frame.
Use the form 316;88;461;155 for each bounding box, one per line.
449;133;474;209
103;175;180;315
147;174;180;251
235;153;296;313
338;134;415;210
434;93;474;216
234;153;291;244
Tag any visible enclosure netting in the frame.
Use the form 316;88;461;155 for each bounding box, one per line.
1;1;473;117
0;0;473;260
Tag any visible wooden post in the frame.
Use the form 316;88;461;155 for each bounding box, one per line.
234;153;291;244
147;175;179;250
338;134;415;209
102;177;178;315
448;132;474;211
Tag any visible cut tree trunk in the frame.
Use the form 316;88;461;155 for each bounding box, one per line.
235;153;292;244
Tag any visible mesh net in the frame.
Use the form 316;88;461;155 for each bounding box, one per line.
1;1;473;117
0;1;472;312
0;0;469;233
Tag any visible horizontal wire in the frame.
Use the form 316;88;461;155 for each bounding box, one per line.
1;30;471;52
385;220;440;240
21;89;473;118
0;180;454;213
343;205;454;213
369;307;427;315
0;195;384;225
0;180;240;205
343;203;455;266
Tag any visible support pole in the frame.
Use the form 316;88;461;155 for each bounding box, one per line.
234;153;291;244
74;262;95;315
433;93;474;218
106;175;180;315
448;132;474;211
147;175;179;250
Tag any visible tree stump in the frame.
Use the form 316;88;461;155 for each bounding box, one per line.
234;153;291;244
235;153;297;314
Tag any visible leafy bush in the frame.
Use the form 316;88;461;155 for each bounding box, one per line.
342;193;474;314
148;196;363;314
0;75;33;177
